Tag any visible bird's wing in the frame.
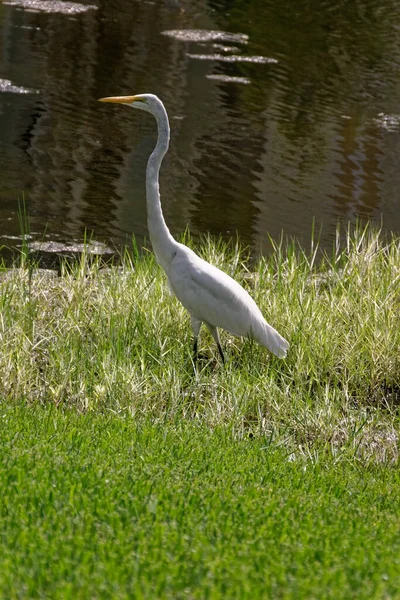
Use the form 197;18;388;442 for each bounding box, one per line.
167;246;260;337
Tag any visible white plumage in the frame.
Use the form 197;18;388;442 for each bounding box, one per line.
99;93;289;363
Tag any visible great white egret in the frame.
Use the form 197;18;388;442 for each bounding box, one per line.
99;94;289;363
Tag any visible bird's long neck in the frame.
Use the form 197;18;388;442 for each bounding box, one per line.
146;104;177;271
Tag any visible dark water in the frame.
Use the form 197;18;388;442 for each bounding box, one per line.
0;0;399;260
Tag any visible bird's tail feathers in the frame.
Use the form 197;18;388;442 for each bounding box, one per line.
254;322;289;358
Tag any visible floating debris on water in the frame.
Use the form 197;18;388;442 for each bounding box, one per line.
187;53;278;64
161;29;249;44
161;28;276;80
3;0;97;14
0;78;38;94
206;74;251;84
373;112;400;132
212;44;241;54
15;24;41;29
29;240;114;254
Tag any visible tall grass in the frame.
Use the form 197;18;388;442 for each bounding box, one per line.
0;224;399;461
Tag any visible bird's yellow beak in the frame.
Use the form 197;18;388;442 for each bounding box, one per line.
98;95;144;104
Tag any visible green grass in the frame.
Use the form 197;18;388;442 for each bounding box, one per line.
0;224;399;597
1;404;400;599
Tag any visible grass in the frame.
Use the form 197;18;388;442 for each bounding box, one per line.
0;223;399;597
0;224;399;458
1;404;400;599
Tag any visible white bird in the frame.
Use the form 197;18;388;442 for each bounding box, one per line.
99;94;289;363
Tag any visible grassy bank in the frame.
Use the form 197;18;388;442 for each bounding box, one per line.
0;225;399;597
1;404;400;599
1;225;399;458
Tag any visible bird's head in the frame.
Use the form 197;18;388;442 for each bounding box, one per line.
98;93;163;116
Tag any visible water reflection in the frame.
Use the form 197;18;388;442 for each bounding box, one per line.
0;0;399;262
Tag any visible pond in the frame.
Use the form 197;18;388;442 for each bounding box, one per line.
0;0;399;260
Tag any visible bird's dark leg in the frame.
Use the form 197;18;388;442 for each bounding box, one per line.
190;317;202;365
193;337;198;363
217;341;225;364
207;324;225;365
